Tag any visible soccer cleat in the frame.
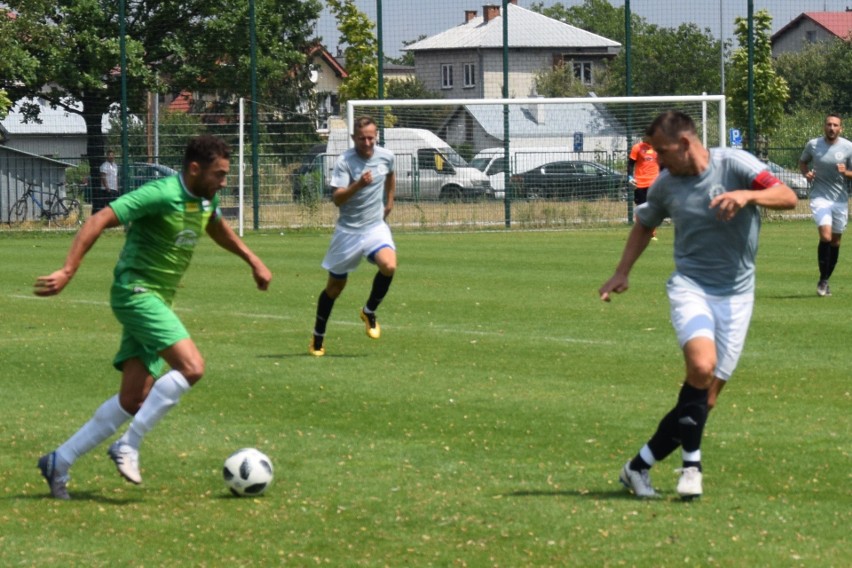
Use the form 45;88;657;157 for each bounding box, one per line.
37;452;70;500
360;308;381;340
619;461;658;498
309;334;325;357
107;440;142;484
817;280;831;297
676;466;703;500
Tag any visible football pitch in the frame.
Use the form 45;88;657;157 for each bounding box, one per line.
0;222;848;566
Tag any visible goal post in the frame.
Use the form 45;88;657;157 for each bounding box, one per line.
338;94;725;228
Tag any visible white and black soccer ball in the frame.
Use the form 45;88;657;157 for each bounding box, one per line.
223;448;274;497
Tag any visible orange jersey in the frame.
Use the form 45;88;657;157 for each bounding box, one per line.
629;141;660;189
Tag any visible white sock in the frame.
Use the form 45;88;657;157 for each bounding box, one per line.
639;444;658;467
682;449;701;463
55;395;132;473
119;371;191;449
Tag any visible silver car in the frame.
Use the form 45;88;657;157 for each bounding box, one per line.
765;161;809;199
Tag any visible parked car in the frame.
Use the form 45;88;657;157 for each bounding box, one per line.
471;146;577;198
509;160;629;200
126;162;178;191
764;160;809;199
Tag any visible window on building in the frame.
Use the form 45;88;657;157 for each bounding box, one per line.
441;64;454;89
463;63;476;88
573;61;593;85
806;31;817;43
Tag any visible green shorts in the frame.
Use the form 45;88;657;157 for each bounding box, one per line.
110;284;190;377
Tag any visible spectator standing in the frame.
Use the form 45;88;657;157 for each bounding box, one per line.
628;136;661;240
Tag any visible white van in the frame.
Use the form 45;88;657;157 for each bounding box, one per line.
471;146;579;198
326;127;492;201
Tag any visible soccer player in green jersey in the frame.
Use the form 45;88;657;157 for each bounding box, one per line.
34;135;272;500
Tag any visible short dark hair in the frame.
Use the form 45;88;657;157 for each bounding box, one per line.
826;113;842;123
353;116;377;133
183;135;230;171
646;110;697;140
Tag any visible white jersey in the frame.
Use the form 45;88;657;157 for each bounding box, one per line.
331;146;395;232
800;136;852;203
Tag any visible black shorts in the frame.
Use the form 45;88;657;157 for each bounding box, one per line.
634;187;649;206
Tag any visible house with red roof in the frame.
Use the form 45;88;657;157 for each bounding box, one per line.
771;11;852;56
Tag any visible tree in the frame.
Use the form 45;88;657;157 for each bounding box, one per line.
727;9;789;148
531;0;625;43
4;0;321;188
775;39;852;117
534;62;593;98
0;5;40;118
385;77;448;131
327;0;378;104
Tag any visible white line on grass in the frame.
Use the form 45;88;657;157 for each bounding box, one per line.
8;294;612;346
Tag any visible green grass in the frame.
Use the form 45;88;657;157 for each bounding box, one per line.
0;222;848;566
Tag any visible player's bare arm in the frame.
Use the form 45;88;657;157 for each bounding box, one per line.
599;222;655;302
34;207;122;297
205;218;272;291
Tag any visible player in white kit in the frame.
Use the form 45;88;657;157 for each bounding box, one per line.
310;116;397;356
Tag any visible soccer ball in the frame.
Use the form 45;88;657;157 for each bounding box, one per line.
222;448;274;497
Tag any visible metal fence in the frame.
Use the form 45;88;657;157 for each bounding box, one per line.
1;1;843;231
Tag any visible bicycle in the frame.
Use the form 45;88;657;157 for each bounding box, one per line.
8;181;83;228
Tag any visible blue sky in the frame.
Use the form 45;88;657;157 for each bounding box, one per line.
314;0;852;57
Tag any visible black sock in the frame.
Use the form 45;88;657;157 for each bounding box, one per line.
629;455;652;471
314;290;336;336
827;244;840;280
646;407;681;463
676;382;709;457
818;241;832;281
366;272;393;312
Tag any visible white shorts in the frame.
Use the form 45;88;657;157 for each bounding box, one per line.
667;279;754;381
321;223;395;277
810;197;848;233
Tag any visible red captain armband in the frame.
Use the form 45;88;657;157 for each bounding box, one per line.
752;170;781;190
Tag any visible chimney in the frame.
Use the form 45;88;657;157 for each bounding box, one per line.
464;10;477;23
509;0;518;4
483;5;500;23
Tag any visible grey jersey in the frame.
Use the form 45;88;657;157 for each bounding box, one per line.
637;148;770;296
331;145;395;232
800;136;852;203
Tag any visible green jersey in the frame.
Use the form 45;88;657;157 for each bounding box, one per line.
109;175;220;303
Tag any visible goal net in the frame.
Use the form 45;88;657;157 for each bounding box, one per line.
324;94;726;230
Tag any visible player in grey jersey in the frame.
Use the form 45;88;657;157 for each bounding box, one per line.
600;111;797;500
798;114;852;297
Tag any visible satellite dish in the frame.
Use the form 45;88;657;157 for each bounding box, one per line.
310;70;319;83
